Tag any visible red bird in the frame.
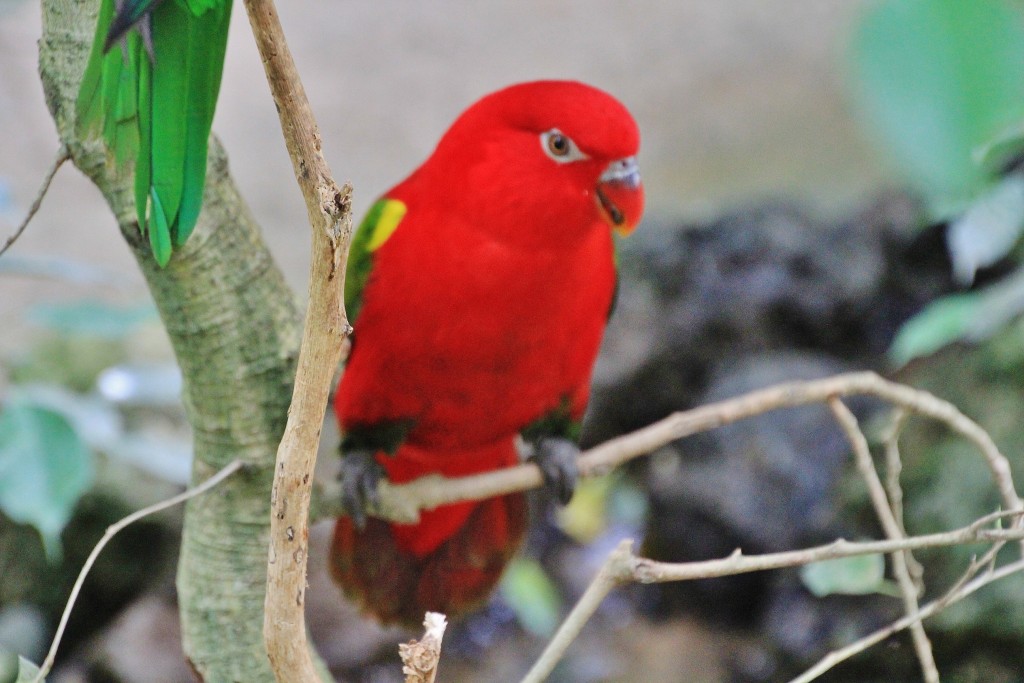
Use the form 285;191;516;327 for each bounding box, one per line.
330;80;644;625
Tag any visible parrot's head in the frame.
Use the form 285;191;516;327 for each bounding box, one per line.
422;80;644;249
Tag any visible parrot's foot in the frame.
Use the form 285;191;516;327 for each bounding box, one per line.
339;448;384;530
530;437;579;505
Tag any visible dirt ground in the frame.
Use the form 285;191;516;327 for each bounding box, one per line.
0;0;892;355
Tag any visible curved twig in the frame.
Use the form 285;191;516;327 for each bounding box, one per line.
521;511;1024;683
31;459;243;683
0;144;70;259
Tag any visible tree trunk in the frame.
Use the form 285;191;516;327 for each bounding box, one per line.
37;1;320;679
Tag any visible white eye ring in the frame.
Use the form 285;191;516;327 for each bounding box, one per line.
540;129;588;163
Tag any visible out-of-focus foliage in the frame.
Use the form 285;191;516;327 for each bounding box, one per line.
849;0;1024;363
0;652;41;683
556;473;647;544
27;300;154;339
0;391;94;558
0;298;187;557
889;269;1024;365
849;0;1024;214
799;554;891;598
500;557;561;637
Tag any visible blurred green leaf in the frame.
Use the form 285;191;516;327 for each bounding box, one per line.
0;650;42;683
500;557;561;637
890;294;981;365
0;652;14;683
891;267;1024;364
16;384;122;452
28;300;155;339
849;0;1024;213
947;172;1024;284
0;604;46;668
0;394;95;559
976;120;1024;174
14;656;40;683
800;553;886;597
557;475;612;543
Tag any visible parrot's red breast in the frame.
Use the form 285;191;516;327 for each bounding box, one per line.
330;80;643;625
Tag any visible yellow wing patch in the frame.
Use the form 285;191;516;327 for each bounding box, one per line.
366;199;407;251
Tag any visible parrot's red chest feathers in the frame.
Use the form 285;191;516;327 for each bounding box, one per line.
330;80;644;625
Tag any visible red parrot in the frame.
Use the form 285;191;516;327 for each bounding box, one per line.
329;80;644;625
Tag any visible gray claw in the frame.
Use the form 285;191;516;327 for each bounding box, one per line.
531;437;579;506
339;448;383;530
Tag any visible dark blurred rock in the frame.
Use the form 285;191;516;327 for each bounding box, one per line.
588;193;948;444
641;353;869;625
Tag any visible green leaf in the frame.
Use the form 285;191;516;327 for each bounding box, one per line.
0;651;15;683
500;557;561;637
14;656;41;683
890;294;981;365
0;650;42;682
890;267;1024;365
849;0;1024;213
28;300;155;339
976;119;1024;175
800;554;886;597
947;172;1024;284
0;394;95;560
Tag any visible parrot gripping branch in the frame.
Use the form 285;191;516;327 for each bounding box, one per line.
317;371;1023;529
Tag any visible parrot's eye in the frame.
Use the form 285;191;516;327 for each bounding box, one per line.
541;129;587;163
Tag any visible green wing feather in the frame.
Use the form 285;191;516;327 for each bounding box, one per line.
75;0;232;267
173;1;231;243
345;198;407;324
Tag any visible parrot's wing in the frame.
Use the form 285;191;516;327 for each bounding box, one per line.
146;0;232;260
77;0;140;167
345;198;408;324
75;0;232;267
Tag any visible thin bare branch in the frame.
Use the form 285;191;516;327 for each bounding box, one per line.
242;0;352;680
0;144;70;259
630;510;1023;582
520;510;1024;681
790;556;1024;683
829;398;938;683
881;407;925;588
521;539;636;683
31;459;243;683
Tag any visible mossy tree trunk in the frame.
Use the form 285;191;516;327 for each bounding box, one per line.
37;0;325;680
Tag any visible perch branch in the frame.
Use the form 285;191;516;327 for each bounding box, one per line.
522;510;1024;683
31;459;243;683
325;372;1022;528
0;144;70;259
828;398;938;683
243;0;352;680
